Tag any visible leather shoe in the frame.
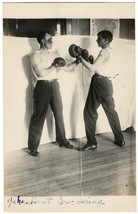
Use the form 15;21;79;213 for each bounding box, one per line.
77;143;97;151
59;141;74;149
114;139;125;147
29;151;40;156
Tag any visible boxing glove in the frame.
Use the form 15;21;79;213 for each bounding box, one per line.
88;55;94;64
68;44;82;58
76;46;82;56
81;49;89;61
52;57;66;68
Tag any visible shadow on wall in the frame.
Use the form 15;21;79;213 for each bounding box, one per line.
80;37;91;50
70;84;79;138
22;38;38;130
80;36;98;57
22;52;33;130
80;37;93;101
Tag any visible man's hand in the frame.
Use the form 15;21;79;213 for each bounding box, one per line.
52;57;66;68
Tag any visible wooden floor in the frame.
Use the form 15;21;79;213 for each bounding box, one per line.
4;129;136;196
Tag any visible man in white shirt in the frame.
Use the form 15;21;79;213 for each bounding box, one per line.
28;31;78;156
78;30;125;151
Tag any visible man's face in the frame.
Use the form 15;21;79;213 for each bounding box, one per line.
96;35;106;48
43;33;53;49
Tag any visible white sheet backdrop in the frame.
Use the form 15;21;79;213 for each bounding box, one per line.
3;35;135;151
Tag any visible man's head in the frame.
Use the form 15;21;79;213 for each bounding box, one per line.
37;31;53;49
97;30;113;48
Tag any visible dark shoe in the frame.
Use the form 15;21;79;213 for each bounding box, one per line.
114;139;125;147
59;141;74;149
77;143;97;151
29;151;40;156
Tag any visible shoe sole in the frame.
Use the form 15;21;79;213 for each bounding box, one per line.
59;143;74;149
77;145;97;151
114;142;125;147
85;146;97;150
60;145;74;149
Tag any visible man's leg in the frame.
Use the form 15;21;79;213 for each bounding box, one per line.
28;99;49;155
84;89;100;143
101;96;124;144
28;81;51;155
79;78;100;151
50;81;73;148
100;78;125;146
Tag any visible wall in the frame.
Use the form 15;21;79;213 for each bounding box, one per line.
3;35;135;152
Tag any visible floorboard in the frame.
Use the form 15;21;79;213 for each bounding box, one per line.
4;130;136;196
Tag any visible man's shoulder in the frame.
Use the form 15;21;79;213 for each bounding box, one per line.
100;48;110;57
30;51;41;60
31;50;41;56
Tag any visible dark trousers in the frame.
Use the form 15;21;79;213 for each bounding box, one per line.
84;73;124;145
28;80;67;152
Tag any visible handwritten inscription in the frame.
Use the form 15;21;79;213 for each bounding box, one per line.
7;196;105;208
7;196;53;208
58;196;105;206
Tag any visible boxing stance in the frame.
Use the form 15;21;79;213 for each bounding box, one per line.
69;30;125;151
28;31;78;156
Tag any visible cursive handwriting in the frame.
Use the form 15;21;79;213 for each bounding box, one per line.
7;196;53;208
7;196;105;208
58;196;105;207
77;198;105;206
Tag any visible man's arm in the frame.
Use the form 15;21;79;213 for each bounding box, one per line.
80;49;109;74
64;60;79;72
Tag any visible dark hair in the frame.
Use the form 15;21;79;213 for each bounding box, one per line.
97;30;113;42
37;31;46;44
37;31;53;44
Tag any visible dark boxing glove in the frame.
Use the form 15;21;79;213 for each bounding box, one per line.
52;57;66;68
88;55;94;64
81;49;94;64
81;49;89;61
68;44;82;65
68;44;82;58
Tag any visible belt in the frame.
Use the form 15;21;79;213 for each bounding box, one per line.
94;73;119;79
39;79;58;82
108;74;119;79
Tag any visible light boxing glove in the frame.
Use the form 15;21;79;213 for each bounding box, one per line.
52;57;66;68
